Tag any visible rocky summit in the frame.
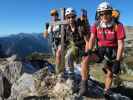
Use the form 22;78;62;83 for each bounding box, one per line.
0;55;132;100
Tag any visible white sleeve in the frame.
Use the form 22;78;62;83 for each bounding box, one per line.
53;25;60;32
48;25;60;33
48;26;52;33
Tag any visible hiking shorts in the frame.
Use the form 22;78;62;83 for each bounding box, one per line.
84;47;117;72
96;47;117;72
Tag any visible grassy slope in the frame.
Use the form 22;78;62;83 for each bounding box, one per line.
90;64;133;83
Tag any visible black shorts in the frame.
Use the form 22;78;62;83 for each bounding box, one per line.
96;47;116;67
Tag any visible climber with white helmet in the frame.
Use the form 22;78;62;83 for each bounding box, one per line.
80;2;126;98
55;7;90;80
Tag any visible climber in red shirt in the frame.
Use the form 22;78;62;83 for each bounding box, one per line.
80;2;126;98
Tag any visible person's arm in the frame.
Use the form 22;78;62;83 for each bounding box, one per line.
83;33;95;53
84;35;89;52
116;39;124;61
80;32;95;57
43;30;48;38
112;23;125;74
84;26;90;51
85;23;96;52
116;23;126;61
43;23;50;38
112;39;124;75
89;33;95;50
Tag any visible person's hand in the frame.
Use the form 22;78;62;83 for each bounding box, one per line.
86;50;92;56
112;60;121;75
43;31;48;38
79;50;92;57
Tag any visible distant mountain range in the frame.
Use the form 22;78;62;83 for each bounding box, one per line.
0;26;132;58
0;33;51;58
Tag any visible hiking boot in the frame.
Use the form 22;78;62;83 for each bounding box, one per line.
79;80;89;96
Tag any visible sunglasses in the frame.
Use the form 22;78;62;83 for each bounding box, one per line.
67;16;75;19
51;13;58;17
99;11;111;16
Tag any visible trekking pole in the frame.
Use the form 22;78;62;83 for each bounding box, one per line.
59;8;65;73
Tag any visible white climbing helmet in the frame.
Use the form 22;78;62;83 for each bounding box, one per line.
65;7;76;16
97;2;113;12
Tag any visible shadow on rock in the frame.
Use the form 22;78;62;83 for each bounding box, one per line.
112;86;133;99
0;70;11;99
24;95;50;100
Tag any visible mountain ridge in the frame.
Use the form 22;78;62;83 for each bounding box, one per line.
0;25;132;58
0;33;50;58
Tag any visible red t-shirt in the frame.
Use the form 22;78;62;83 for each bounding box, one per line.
91;22;126;47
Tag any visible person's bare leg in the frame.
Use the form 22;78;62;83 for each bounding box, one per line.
55;47;61;74
80;56;89;96
65;48;75;79
81;56;89;80
104;68;113;93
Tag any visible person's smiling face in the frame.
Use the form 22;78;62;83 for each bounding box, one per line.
66;14;76;24
99;10;112;23
51;14;58;21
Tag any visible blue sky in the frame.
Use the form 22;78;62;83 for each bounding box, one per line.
0;0;133;37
